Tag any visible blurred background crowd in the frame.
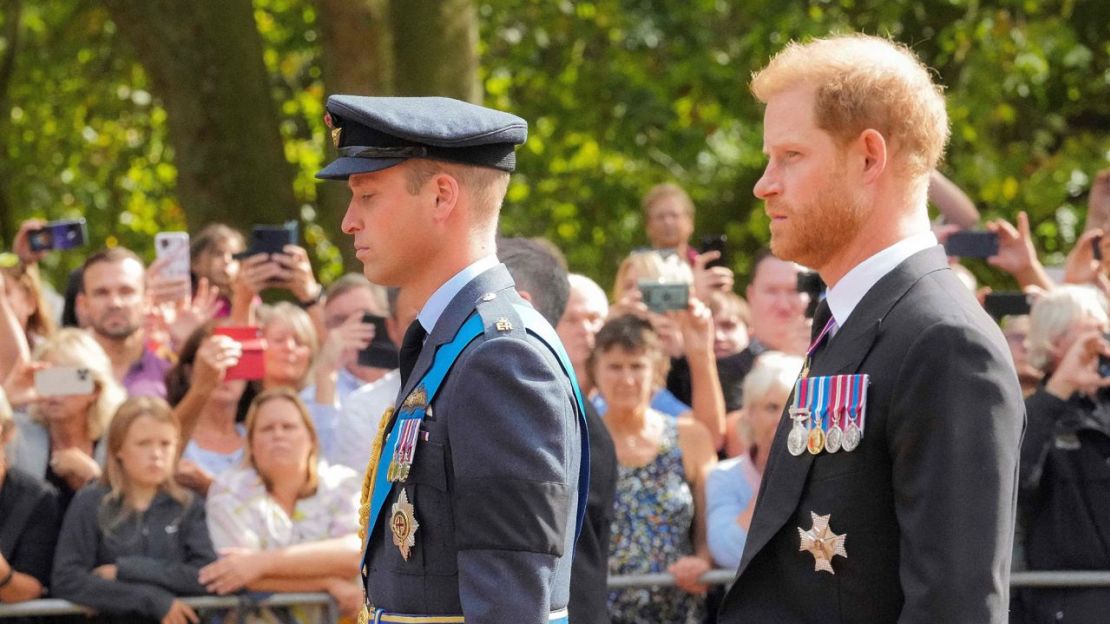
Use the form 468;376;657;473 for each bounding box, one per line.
2;170;1110;622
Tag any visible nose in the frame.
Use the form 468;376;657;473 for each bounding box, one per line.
341;201;359;235
754;165;780;200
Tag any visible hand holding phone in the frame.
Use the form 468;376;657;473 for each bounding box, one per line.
357;313;399;369
699;235;728;269
26;219;88;253
212;327;266;381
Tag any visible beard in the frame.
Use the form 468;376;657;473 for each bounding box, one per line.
93;311;141;340
768;170;867;271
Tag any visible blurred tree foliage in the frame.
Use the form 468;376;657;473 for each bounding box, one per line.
1;0;1108;295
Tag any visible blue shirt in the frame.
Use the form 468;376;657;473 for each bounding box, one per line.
418;255;500;335
706;455;760;569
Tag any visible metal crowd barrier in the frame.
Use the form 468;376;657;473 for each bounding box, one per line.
3;571;1109;619
0;591;338;619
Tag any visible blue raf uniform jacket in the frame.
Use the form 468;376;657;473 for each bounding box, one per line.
363;264;583;623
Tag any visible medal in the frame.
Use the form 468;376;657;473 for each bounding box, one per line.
787;378;811;456
842;422;861;452
390;489;419;561
806;377;826;455
807;425;825;455
824;375;844;454
387;417;421;482
841;374;867;452
798;511;847;574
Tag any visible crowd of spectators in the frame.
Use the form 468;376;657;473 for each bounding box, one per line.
0;168;1109;623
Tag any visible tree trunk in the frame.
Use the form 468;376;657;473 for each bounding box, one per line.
388;0;480;103
0;0;24;246
314;0;392;270
101;0;296;233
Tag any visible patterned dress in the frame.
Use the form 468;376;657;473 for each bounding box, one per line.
608;415;704;624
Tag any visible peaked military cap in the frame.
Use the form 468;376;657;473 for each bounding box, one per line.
315;96;528;180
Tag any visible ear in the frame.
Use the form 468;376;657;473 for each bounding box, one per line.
516;290;534;304
857;128;887;184
429;172;461;223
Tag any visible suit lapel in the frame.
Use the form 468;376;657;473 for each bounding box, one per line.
735;246;950;576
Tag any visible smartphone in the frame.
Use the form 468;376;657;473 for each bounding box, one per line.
235;221;299;259
155;232;191;279
1100;333;1110;378
796;271;826;319
699;234;728;269
213;326;266;381
357;313;400;369
34;366;95;397
983;292;1032;319
638;281;689;314
27;219;88;252
944;231;999;258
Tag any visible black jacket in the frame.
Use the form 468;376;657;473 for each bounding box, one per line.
719;247;1026;624
568;401;616;624
51;483;216;622
1018;388;1110;623
0;467;59;590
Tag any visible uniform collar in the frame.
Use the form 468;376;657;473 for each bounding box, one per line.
825;231;937;329
417;255;499;335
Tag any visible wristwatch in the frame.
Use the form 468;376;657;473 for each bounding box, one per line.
297;284;324;309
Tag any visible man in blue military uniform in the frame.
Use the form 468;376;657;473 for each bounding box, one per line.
317;96;587;624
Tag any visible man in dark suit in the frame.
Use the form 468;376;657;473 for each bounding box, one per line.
318;96;585;624
718;34;1025;623
498;236;618;624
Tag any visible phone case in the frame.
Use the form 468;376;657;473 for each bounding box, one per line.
34;367;95;397
155;232;191;279
214;327;267;381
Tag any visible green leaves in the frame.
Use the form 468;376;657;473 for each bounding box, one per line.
2;0;1108;294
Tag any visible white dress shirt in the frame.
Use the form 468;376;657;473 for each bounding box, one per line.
825;231;938;331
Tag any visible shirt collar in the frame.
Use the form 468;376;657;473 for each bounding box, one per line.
417;255;499;334
825;231;937;328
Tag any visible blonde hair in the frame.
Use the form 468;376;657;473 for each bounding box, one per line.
612;250;694;303
1027;285;1109;372
707;291;751;326
751;33;949;181
641;183;695;219
738;351;804;444
243;387;320;498
257;301;320;389
31;328;126;441
101;397;189;507
0;263;56;343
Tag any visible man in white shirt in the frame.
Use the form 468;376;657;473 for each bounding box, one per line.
718;34;1025;624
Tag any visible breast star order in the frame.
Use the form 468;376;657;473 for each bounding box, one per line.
798;511;847;574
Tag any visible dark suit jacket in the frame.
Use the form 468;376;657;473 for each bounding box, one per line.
364;264;583;623
719;247;1025;624
569;401;616;624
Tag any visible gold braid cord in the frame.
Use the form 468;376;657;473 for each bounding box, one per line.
357;406;395;624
